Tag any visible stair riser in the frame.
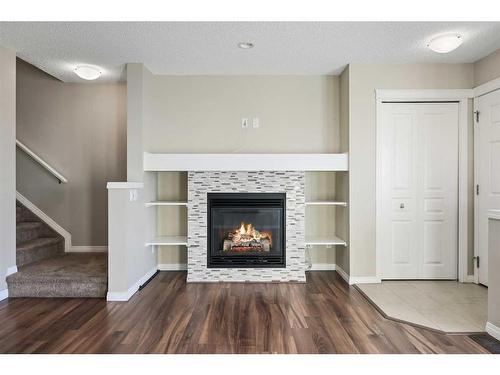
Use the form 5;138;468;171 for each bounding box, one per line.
16;206;38;223
7;281;107;298
17;241;64;267
16;226;54;245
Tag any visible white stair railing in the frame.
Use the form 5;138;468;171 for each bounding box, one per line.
16;139;68;183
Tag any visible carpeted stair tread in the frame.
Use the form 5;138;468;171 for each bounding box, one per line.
17;237;62;251
7;253;107;298
16;237;64;267
17;221;43;230
16;221;45;244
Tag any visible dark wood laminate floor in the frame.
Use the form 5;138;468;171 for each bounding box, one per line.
0;271;489;354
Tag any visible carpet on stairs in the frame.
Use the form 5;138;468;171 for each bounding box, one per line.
7;253;108;298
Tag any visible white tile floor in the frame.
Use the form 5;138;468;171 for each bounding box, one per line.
357;281;487;333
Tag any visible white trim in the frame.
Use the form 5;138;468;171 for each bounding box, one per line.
375;91;470;283
0;289;8;301
6;266;17;276
146;236;188;247
473;77;500;98
376;89;473;100
350;276;382;284
462;275;475;283
458;98;469;283
107;182;144;189
16;191;72;252
158;263;187;271
68;246;108;253
487;209;500;221
143;152;349;172
308;263;336;271
145;201;188;207
106;266;157;302
335;264;351;284
486;322;500;341
16;139;68;183
474;97;480;284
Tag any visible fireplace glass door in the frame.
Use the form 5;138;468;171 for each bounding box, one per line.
207;193;285;268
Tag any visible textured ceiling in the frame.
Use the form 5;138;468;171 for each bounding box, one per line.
1;22;500;82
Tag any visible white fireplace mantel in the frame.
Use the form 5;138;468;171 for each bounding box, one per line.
143;152;348;172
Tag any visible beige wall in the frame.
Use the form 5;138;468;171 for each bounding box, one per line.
474;48;500;87
0;45;16;293
348;63;474;277
16;60;126;246
335;66;350;274
144;75;341;266
145;75;339;153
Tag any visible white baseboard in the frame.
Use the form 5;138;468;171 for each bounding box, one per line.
350;276;381;284
462;275;475;283
68;246;108;253
158;263;187;271
486;322;500;341
16;191;72;252
0;288;8;301
6;266;18;276
335;264;351;284
106;266;157;302
308;263;336;271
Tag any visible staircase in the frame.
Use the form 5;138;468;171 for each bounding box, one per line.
6;201;107;298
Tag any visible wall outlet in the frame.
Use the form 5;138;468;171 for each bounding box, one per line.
241;118;248;128
129;189;138;202
252;117;260;128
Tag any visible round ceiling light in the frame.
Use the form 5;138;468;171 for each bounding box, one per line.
237;42;254;49
74;65;102;80
427;34;463;54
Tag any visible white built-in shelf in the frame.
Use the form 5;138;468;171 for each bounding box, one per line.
144;152;348;172
145;201;188;207
146;236;188;246
305;235;347;247
305;200;347;207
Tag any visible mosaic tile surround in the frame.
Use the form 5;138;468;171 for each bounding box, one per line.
187;171;306;282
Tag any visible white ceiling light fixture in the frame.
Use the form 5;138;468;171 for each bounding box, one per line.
237;42;254;49
74;65;102;80
427;33;463;54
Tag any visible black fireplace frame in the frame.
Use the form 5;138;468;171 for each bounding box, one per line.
207;192;286;268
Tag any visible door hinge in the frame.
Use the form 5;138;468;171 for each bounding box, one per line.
476;184;480;195
473;256;480;268
474;110;480;122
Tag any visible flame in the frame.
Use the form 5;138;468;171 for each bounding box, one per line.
228;221;272;246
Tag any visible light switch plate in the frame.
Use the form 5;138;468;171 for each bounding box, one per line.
252;118;260;128
241;118;248;128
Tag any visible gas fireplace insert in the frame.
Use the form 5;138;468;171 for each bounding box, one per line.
207;193;286;268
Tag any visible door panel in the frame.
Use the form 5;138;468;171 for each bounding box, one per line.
380;106;419;278
379;103;458;279
420;106;458;279
476;89;500;286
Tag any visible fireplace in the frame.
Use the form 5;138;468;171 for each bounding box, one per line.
207;193;286;268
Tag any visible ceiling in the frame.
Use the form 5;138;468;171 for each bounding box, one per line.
1;22;500;82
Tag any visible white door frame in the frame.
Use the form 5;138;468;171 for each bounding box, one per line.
375;89;473;283
472;77;500;284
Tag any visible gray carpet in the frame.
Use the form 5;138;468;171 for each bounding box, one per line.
16;201;64;266
7;253;108;298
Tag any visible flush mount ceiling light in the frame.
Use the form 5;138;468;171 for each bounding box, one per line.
74;65;102;80
237;42;254;49
427;34;463;53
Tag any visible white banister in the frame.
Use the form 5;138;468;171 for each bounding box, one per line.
16;139;68;183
